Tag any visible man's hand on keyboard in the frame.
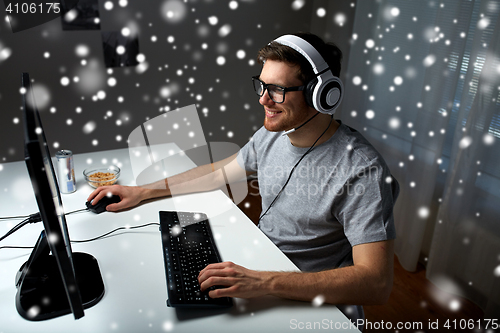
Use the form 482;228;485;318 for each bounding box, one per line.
198;261;272;299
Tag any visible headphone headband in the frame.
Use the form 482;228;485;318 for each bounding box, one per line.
273;35;329;74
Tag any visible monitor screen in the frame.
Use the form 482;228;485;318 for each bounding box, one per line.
16;72;104;321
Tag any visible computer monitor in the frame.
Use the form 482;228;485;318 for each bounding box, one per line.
15;72;105;321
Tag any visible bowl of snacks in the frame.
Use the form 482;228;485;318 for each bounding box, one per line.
83;165;120;188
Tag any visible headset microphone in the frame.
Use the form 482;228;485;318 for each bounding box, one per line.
281;113;319;136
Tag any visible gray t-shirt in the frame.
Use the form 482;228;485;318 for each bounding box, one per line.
237;122;398;273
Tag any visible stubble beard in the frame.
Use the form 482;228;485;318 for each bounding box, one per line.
263;109;311;133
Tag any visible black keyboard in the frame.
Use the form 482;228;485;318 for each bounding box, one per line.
159;211;232;308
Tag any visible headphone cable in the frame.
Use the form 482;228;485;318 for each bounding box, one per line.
282;112;319;136
258;115;334;224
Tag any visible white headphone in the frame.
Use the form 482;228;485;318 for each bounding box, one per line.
273;35;343;115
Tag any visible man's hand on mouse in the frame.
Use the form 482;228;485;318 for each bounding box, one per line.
87;185;145;212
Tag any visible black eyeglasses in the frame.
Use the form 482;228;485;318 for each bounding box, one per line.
251;76;305;104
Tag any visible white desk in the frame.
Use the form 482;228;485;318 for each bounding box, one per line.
0;148;360;332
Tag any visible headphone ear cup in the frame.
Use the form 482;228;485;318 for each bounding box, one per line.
304;78;317;108
314;76;343;114
320;78;342;108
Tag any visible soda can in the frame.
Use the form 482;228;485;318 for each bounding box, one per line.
56;150;76;193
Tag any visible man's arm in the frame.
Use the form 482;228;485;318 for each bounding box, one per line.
198;239;394;305
87;152;253;211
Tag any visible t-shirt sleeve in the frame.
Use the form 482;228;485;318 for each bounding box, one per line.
332;160;398;247
236;126;265;172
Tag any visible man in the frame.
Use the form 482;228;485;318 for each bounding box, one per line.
88;32;398;321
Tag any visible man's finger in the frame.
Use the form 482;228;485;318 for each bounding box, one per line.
208;285;237;298
198;261;233;277
199;276;233;292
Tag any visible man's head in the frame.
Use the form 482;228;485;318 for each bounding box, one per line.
255;33;343;133
257;32;342;88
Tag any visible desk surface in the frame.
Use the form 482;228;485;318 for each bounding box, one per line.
0;148;360;332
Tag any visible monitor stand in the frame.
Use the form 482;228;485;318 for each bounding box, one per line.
15;231;105;321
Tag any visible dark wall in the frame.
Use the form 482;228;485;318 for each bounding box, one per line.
0;0;356;163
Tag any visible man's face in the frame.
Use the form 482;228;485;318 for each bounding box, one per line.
258;60;316;132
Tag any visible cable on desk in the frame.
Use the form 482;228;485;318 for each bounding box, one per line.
0;245;34;250
70;222;160;244
0;213;41;243
0;208;88;242
0;207;101;247
66;208;90;215
0;208;88;243
0;214;31;221
1;207;88;222
0;222;160;251
0;219;29;242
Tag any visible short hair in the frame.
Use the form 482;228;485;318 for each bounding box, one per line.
257;32;342;85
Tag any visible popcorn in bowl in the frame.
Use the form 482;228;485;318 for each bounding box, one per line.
83;165;120;188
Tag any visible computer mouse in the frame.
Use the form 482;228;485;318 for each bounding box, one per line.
86;195;121;214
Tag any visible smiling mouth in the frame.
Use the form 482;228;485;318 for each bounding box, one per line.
266;109;282;117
